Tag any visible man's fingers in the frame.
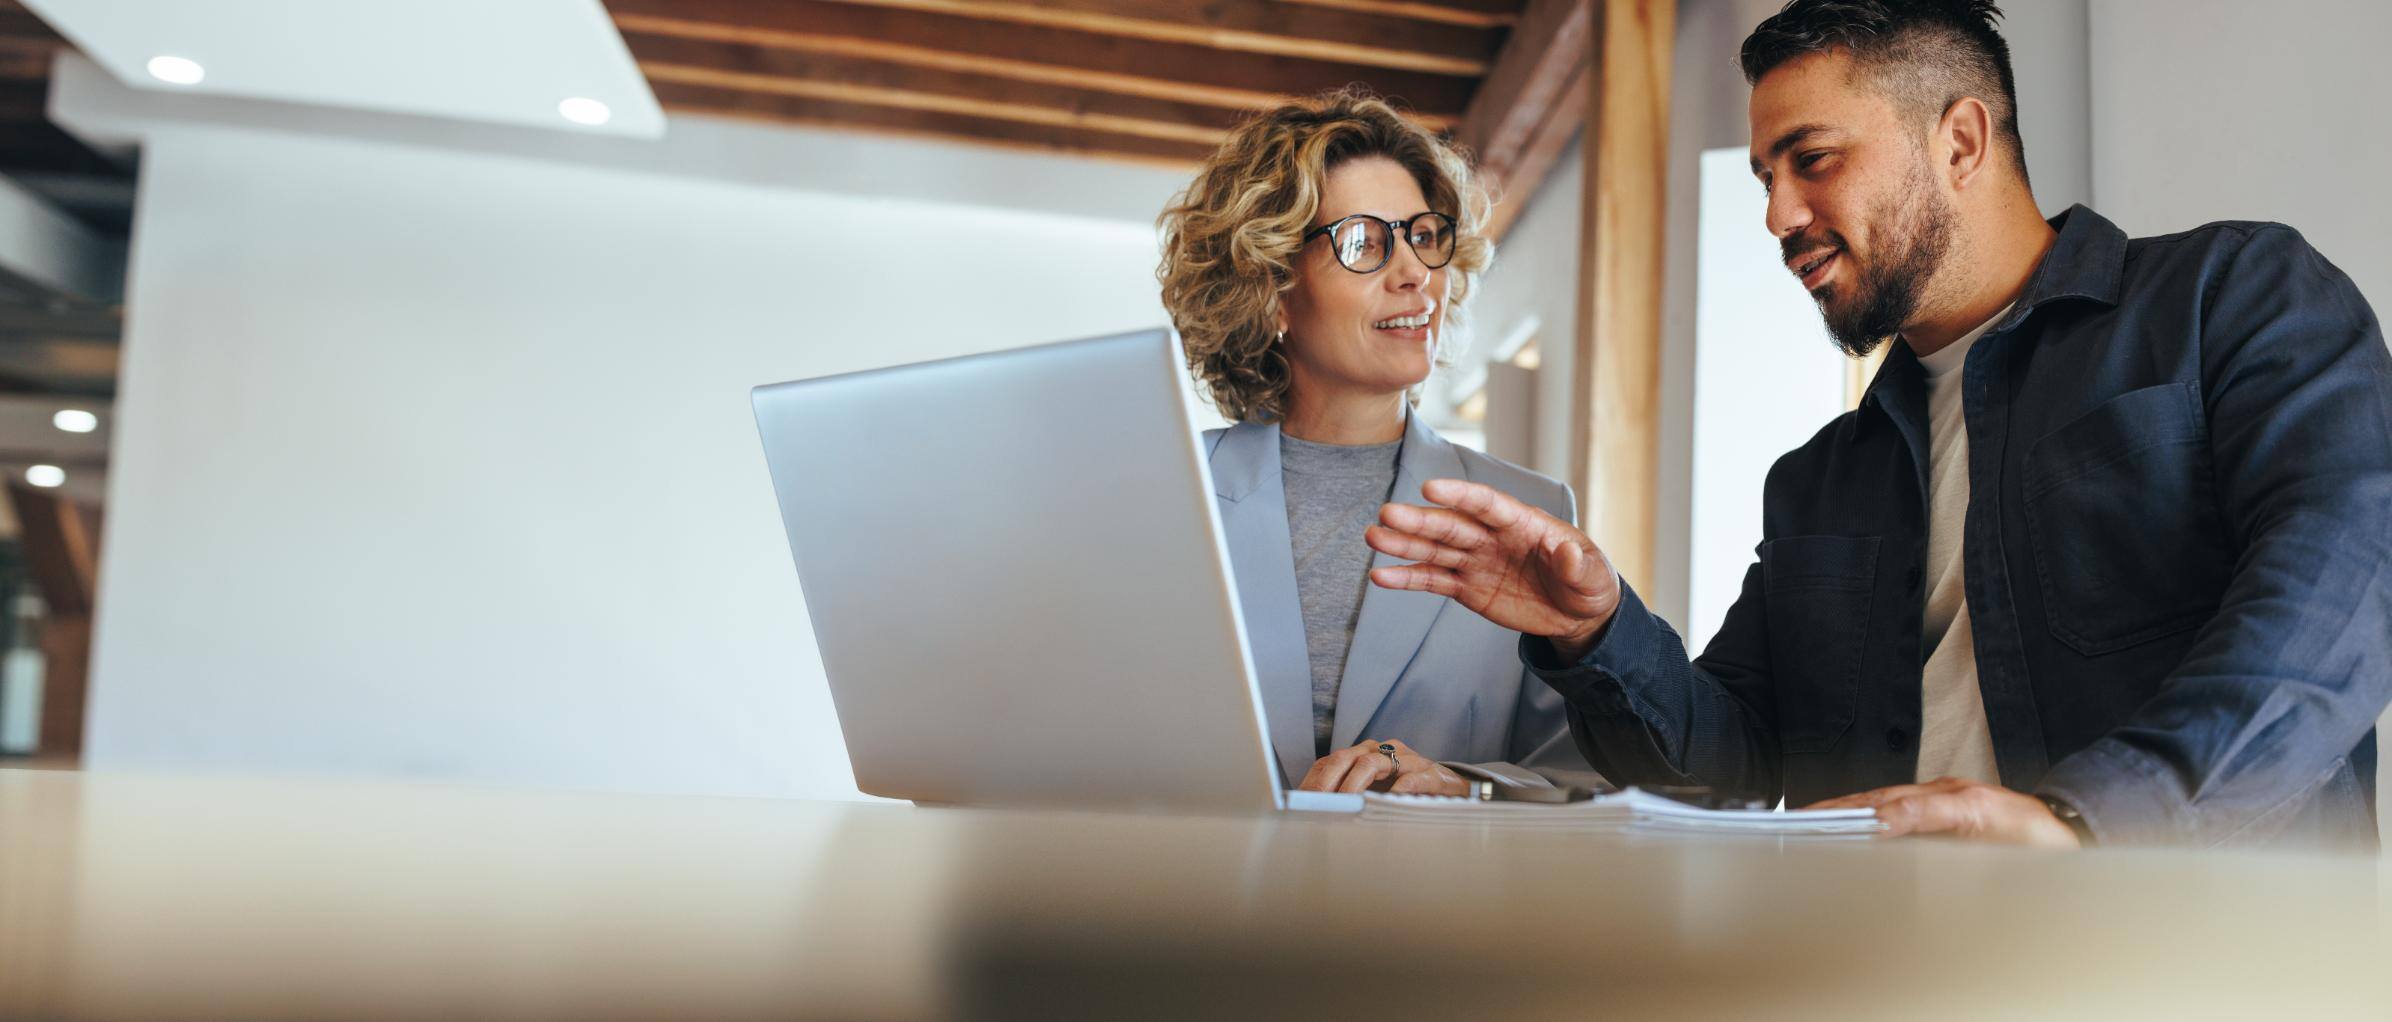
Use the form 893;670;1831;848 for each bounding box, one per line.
1804;783;1928;811
1369;563;1464;597
1362;526;1472;570
1377;504;1498;550
1872;793;1978;839
1419;478;1529;531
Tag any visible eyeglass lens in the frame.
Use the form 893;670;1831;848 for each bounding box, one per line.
1327;214;1455;273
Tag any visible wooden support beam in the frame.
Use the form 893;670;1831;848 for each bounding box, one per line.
8;481;98;760
626;33;1247;148
651;81;1215;166
609;0;1478;122
1570;0;1672;589
820;0;1502;75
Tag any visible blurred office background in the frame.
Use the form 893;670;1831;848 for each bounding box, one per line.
0;0;2379;825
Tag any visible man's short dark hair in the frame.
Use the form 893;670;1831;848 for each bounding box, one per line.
1740;0;2028;182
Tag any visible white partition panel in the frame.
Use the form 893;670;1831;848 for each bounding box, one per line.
1687;146;1847;653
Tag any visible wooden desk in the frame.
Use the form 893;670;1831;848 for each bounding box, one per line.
3;768;2385;1019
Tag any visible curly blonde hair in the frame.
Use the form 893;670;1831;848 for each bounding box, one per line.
1156;88;1494;424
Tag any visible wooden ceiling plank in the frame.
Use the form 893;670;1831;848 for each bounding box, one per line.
607;0;1476;121
645;63;1230;146
625;34;1247;147
818;0;1499;75
1270;0;1525;30
651;80;1215;167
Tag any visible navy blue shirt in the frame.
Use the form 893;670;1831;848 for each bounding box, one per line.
1528;206;2392;851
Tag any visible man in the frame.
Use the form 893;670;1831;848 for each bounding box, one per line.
1365;0;2391;849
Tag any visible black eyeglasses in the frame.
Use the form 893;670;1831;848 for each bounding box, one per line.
1302;211;1458;274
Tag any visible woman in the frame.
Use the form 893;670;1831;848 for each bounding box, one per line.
1157;89;1598;795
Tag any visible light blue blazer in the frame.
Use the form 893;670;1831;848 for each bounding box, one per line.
1205;412;1602;789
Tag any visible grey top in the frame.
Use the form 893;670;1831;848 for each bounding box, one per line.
1278;432;1404;759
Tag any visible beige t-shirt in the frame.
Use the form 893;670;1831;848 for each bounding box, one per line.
1909;306;2010;785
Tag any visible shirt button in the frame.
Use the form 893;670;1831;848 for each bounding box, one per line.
1886;728;1910;753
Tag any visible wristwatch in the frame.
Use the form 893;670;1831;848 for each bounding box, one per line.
2037;794;2096;847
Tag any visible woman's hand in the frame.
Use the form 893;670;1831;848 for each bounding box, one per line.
1297;738;1470;795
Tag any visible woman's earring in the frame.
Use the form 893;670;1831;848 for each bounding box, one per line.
1275;329;1286;345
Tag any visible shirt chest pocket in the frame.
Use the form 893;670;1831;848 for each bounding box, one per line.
2022;382;2231;656
1761;535;1879;755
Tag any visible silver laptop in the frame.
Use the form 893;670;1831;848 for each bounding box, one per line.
752;328;1294;814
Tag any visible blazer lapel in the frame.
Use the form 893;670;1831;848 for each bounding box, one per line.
1211;421;1319;786
1329;411;1461;750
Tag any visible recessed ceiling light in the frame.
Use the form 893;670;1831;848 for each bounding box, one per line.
146;55;205;86
25;465;64;488
558;97;611;126
53;409;97;434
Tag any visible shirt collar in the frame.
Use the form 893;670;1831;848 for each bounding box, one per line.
2011;203;2127;317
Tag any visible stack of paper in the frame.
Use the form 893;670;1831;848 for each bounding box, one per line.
1357;787;1884;837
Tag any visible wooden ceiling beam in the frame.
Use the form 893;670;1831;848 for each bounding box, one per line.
608;0;1476;123
0;9;60;43
650;81;1216;166
627;33;1246;148
1455;0;1592;234
818;0;1501;75
0;35;54;80
1479;56;1584;241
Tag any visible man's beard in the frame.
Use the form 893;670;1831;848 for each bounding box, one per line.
1802;164;1954;358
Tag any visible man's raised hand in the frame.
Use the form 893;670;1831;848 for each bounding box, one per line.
1364;478;1622;661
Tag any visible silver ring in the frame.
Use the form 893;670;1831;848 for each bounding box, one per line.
1377;742;1400;772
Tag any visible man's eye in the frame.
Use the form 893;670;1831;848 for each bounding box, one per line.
1798;151;1830;171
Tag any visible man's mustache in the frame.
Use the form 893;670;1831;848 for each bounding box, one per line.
1781;229;1849;264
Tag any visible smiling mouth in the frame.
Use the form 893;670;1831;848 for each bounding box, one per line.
1371;311;1433;331
1793;248;1841;287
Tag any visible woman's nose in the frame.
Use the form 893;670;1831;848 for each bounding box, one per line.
1388;235;1432;288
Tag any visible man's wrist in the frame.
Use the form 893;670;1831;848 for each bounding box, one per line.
2037;795;2095;847
1547;612;1613;663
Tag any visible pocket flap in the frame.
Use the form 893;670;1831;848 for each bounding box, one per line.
1761;535;1881;591
2025;382;2204;496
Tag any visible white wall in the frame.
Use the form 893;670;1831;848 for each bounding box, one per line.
2088;0;2389;316
1461;137;1584;488
79;103;1189;800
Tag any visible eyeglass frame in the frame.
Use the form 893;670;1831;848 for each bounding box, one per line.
1300;211;1459;274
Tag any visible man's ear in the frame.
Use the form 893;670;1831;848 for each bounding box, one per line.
1939;95;1996;190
